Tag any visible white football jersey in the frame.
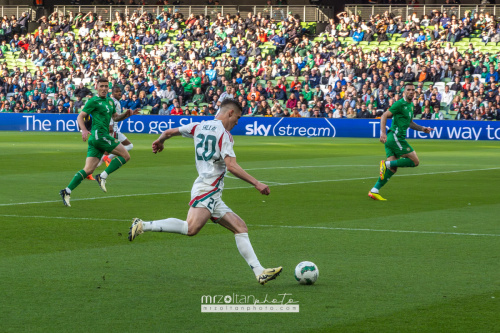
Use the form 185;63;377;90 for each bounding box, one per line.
110;97;122;132
179;120;236;190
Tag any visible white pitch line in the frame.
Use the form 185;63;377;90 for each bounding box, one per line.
0;214;124;222
245;165;374;170
250;224;500;237
275;167;500;186
0;188;203;207
225;174;281;185
1;167;499;207
1;214;499;237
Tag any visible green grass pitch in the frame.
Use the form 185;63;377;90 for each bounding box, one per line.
0;131;499;332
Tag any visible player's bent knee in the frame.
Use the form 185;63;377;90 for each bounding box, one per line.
83;167;94;175
235;224;248;234
122;151;131;162
186;226;201;236
186;229;198;236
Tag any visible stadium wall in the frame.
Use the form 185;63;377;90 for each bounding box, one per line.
1;114;499;141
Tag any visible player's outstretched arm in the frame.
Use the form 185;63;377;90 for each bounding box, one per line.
379;110;393;144
113;108;141;122
409;121;434;133
77;111;90;142
152;128;181;154
224;156;270;195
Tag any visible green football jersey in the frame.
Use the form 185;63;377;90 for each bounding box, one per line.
388;98;413;139
82;96;116;135
190;76;201;88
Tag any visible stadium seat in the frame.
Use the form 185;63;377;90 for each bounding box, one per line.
142;106;153;115
434;82;445;89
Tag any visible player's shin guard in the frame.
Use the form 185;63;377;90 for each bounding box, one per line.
103;156;127;177
390;158;416;168
235;233;264;276
374;168;395;191
67;169;87;191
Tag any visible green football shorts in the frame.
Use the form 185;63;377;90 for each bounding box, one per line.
385;132;414;159
87;131;121;160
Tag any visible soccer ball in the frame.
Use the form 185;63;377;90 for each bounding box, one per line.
294;261;319;285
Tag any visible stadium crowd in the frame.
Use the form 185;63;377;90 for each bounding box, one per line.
1;5;500;120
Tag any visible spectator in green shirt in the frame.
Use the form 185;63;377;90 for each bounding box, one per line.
180;73;193;101
190;72;202;89
192;87;205;105
302;84;313;101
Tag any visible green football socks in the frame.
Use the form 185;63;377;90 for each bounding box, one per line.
389;158;416;168
102;156;127;178
374;168;395;190
68;169;87;191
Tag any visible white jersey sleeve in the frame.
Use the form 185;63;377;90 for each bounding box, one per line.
179;122;201;138
220;129;235;160
110;97;122;132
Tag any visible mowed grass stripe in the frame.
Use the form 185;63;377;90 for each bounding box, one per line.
2;213;499;238
1;167;498;207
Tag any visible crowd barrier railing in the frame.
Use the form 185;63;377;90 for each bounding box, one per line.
51;5;334;23
345;4;498;21
0;6;34;20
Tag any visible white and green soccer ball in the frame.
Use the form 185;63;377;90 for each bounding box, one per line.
294;261;319;285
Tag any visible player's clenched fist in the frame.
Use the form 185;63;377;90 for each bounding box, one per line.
152;140;164;154
255;182;270;195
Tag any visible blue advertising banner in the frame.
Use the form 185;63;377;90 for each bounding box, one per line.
1;113;500;141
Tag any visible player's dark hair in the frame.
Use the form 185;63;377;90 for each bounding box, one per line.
220;98;242;114
112;85;122;92
97;77;109;84
405;82;415;89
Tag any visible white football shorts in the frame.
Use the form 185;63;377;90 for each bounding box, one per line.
189;184;232;222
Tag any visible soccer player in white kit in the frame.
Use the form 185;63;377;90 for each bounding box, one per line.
128;99;282;285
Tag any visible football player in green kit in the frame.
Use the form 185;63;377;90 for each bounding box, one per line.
60;78;139;207
369;83;434;201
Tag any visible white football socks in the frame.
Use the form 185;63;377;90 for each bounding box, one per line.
370;187;379;193
142;218;188;235
235;233;264;276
